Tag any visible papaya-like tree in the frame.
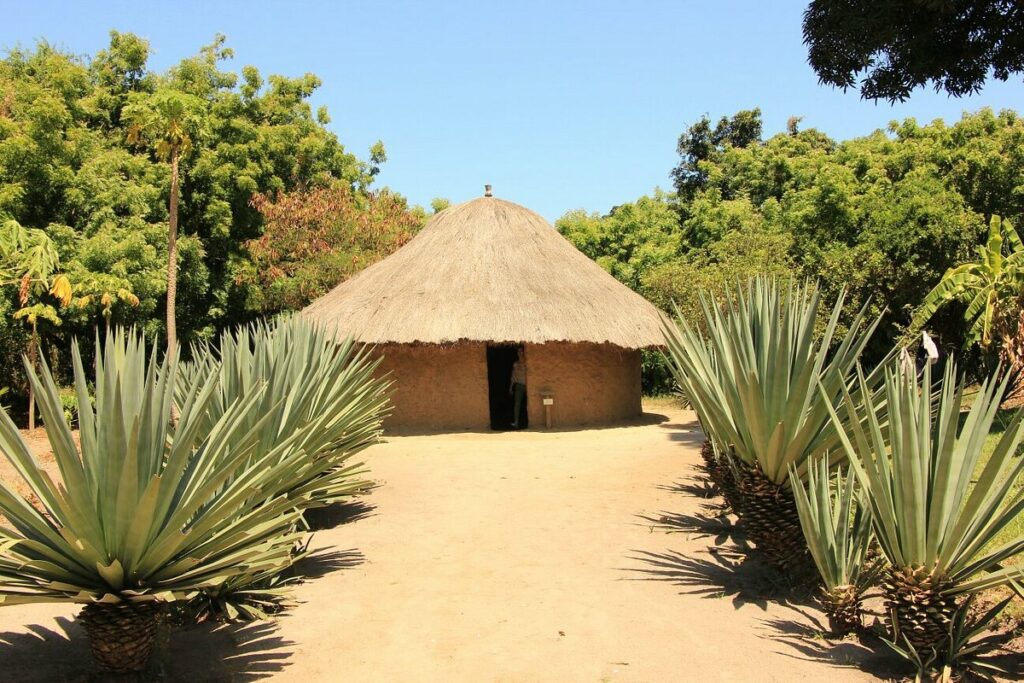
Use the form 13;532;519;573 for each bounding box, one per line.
123;88;205;359
0;220;71;429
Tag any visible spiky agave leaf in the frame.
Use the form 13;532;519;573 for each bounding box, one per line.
0;329;337;605
662;277;887;486
176;315;391;509
791;456;879;633
662;278;888;572
826;361;1024;657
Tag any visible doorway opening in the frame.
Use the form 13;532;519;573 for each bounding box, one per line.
487;344;527;430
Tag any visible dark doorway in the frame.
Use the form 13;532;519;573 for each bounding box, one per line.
487;344;527;430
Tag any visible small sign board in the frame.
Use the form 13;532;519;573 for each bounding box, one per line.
542;397;554;406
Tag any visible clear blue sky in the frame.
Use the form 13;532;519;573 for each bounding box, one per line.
5;0;1024;221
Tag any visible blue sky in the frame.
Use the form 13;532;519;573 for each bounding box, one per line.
5;0;1024;221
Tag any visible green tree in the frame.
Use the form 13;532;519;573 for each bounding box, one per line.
243;184;423;312
0;32;391;396
803;0;1024;101
671;108;762;202
556;190;683;289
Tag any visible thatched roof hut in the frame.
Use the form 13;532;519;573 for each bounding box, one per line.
304;189;664;431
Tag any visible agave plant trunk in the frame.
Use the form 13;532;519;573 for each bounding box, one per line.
701;440;743;513
822;584;863;635
882;566;959;657
79;601;167;673
735;464;808;574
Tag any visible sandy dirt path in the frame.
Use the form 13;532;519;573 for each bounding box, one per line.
0;403;887;682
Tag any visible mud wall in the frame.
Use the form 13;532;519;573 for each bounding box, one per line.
372;342;490;431
525;343;642;427
372;341;642;432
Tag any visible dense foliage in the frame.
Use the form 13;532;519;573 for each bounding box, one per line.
803;0;1024;101
558;108;1024;380
242;185;423;313
0;33;421;408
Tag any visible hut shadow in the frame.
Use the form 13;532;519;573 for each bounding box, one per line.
383;411;672;436
0;616;293;682
303;499;377;531
657;419;704;445
623;547;789;611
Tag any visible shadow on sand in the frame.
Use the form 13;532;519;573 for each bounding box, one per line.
657;419;704;445
0;527;369;681
628;448;915;680
303;499;377;531
757;608;901;679
384;410;673;437
626;546;798;611
290;547;366;580
0;616;294;682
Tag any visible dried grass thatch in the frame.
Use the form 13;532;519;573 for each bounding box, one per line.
303;195;665;348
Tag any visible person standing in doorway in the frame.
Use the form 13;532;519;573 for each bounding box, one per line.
509;347;527;428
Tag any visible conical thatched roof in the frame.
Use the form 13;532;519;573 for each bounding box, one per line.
303;193;665;348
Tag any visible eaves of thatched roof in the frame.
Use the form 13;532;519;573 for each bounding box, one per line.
303;193;665;349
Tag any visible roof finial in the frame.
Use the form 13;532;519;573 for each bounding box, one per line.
484;184;492;197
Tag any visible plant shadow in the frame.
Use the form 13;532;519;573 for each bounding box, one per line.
656;476;730;513
758;607;903;679
302;499;377;531
0;615;294;682
290;547;366;580
625;546;800;611
635;510;747;547
172;618;294;681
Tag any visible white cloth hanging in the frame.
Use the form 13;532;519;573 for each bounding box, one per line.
922;331;939;364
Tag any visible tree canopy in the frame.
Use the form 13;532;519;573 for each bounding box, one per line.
0;32;421;402
803;0;1024;101
559;107;1024;374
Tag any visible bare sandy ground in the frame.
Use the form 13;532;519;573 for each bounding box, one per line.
0;403;893;682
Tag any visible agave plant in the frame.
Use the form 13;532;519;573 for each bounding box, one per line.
663;278;885;571
177;315;391;510
172;316;391;618
827;361;1024;664
791;456;879;634
0;330;348;671
700;439;743;513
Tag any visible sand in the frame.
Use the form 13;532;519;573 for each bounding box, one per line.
0;403;890;682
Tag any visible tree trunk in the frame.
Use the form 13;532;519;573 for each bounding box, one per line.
166;147;180;361
27;320;37;431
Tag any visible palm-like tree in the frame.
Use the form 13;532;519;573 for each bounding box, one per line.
123;88;205;360
913;216;1024;390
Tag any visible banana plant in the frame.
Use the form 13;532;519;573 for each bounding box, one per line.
0;219;72;430
913;216;1024;350
825;361;1024;662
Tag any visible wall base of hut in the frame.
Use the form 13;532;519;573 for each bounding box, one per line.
372;342;642;433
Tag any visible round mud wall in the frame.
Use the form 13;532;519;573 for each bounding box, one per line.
524;342;642;427
372;342;642;432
